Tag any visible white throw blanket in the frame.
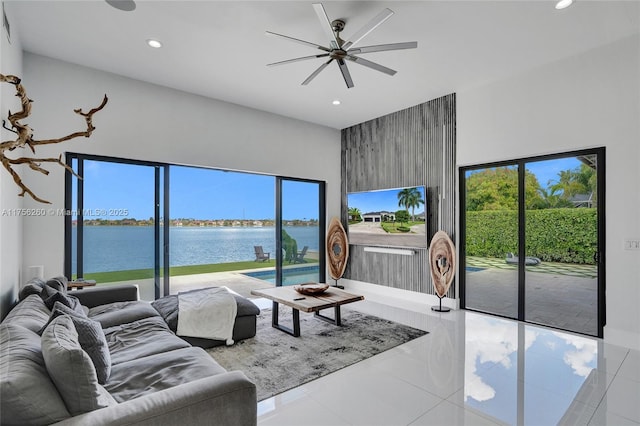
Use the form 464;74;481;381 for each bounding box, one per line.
177;287;238;345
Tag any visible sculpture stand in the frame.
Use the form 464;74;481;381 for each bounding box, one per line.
431;295;450;312
331;279;344;290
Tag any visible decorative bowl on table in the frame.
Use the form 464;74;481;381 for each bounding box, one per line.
293;283;330;295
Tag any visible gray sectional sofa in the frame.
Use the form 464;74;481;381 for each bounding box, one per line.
0;278;257;426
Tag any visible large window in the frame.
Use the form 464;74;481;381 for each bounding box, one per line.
65;154;326;300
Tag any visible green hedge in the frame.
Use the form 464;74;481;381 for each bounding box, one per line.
465;208;597;264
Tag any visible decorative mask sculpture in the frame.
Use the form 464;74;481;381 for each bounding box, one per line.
429;230;456;311
327;217;349;286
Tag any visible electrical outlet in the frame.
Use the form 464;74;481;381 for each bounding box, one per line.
624;239;640;250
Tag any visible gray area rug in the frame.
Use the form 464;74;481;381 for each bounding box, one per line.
207;308;427;401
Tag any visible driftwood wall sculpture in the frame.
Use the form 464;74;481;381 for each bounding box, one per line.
0;74;108;204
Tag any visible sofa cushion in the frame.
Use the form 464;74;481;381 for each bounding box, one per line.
44;302;111;384
41;315;117;415
88;300;160;328
0;323;71;425
106;346;226;402
3;294;51;333
104;316;190;365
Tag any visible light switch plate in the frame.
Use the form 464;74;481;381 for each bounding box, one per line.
624;239;640;250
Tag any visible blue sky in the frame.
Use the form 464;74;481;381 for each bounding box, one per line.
526;157;581;188
348;186;426;214
79;161;319;220
77;157;582;220
465;157;583;189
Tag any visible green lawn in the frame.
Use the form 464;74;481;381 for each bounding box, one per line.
78;258;318;283
381;221;422;233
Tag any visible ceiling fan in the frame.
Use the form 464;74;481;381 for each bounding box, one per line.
266;3;417;89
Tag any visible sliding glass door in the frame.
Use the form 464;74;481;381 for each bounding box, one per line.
66;155;328;299
167;166;276;294
65;155;168;300
524;154;601;335
276;178;326;286
460;149;605;337
463;165;520;319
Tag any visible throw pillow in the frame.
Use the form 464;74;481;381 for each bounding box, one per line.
42;290;84;314
18;277;46;300
40;283;59;300
48;303;112;384
38;301;87;335
46;276;69;293
41;315;116;415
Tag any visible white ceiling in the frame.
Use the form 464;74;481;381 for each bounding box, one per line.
4;1;639;129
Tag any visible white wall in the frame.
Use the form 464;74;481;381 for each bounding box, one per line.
457;35;640;350
0;1;23;319
19;53;340;288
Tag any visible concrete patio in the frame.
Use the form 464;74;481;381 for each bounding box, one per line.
465;257;598;336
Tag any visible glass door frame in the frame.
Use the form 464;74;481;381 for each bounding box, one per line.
459;148;606;337
64;153;170;300
275;176;326;287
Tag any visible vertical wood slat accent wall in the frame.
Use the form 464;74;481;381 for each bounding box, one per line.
341;93;456;297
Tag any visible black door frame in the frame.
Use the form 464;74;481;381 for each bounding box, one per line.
459;147;606;337
275;176;326;287
65;153;170;299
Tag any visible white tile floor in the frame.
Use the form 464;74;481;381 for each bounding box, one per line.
256;291;640;426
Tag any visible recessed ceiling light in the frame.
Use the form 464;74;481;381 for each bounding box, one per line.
146;39;163;49
332;100;341;106
555;0;574;10
105;0;136;12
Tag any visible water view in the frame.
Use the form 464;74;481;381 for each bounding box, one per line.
72;225;319;273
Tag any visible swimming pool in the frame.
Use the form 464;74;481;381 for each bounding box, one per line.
245;265;482;285
243;265;320;285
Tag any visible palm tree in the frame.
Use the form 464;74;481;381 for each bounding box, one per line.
549;163;597;205
397;187;424;221
537;187;573;208
348;207;362;222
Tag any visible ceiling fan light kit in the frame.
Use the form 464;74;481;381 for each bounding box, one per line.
266;3;417;89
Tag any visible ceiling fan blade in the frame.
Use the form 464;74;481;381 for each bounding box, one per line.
302;58;334;85
348;41;417;55
337;59;354;88
312;3;340;49
342;8;394;50
346;55;396;76
265;31;330;52
268;54;330;67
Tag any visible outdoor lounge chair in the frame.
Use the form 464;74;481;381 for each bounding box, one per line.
293;246;308;264
254;245;270;262
506;252;541;266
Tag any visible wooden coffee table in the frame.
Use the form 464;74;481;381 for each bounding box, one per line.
251;285;364;337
